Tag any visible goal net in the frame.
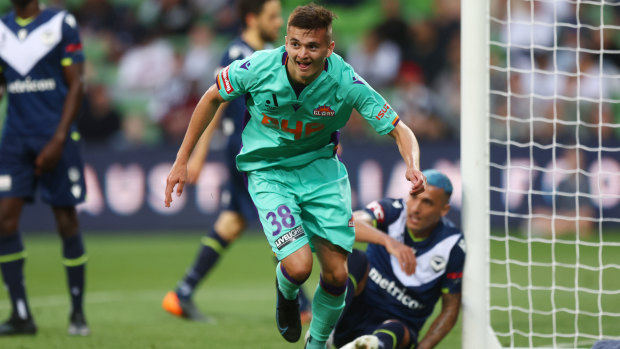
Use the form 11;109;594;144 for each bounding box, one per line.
462;1;620;348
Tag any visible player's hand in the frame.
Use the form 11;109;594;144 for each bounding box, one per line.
164;160;188;207
35;138;64;176
406;168;426;196
385;237;416;275
186;151;204;184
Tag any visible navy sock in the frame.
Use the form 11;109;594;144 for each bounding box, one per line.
62;234;87;314
0;234;32;320
343;249;368;315
177;229;229;300
373;320;411;349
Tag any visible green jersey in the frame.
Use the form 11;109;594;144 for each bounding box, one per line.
216;46;400;172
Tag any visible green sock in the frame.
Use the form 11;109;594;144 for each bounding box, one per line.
275;262;300;300
309;280;346;343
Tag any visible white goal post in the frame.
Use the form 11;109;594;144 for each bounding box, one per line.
461;1;620;349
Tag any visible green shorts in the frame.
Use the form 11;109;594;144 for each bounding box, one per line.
247;156;355;260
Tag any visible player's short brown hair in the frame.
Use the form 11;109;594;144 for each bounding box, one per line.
287;3;337;41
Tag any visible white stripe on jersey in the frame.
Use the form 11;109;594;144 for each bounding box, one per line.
387;205;462;287
0;11;65;76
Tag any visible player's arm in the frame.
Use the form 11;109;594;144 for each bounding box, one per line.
353;209;416;275
416;292;461;349
186;101;229;183
165;84;225;207
388;122;425;196
35;62;85;175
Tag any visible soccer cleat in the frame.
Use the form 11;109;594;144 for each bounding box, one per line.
162;291;209;322
339;334;380;349
275;280;302;342
68;311;90;336
0;315;37;336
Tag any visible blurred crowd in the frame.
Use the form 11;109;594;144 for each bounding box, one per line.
489;0;620;147
3;0;618;150
0;0;461;149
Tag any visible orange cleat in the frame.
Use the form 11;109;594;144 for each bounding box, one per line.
162;291;183;317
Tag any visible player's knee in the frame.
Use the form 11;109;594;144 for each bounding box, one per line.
283;263;312;283
321;267;349;287
380;320;412;349
214;212;246;242
0;216;19;236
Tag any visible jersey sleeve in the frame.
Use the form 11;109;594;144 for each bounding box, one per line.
344;70;400;135
441;235;466;294
60;12;84;66
363;198;404;232
216;58;254;102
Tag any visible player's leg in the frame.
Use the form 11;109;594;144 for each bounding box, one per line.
299;157;355;349
41;136;88;335
164;210;245;321
52;206;89;336
0;197;36;335
247;167;313;342
0;134;37;335
277;244;313;342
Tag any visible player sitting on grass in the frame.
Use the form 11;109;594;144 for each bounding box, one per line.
336;170;464;349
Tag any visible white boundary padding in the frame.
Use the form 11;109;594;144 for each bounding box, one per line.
461;0;501;348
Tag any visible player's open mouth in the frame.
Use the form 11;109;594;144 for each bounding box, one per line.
297;61;311;70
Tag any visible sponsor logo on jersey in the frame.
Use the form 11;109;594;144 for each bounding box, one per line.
352;76;364;85
368;267;423;310
240;60;251;70
7;77;56;93
348;215;354;227
376;103;390;120
220;66;233;94
275;225;305;250
313;105;335;117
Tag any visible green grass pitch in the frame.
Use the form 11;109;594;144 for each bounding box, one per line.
2;230;618;348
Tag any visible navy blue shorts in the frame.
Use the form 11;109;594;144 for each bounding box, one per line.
220;163;258;221
0;133;86;206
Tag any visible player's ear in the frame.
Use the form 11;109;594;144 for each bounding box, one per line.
326;41;335;58
440;203;451;217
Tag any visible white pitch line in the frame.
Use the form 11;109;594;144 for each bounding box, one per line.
0;287;274;310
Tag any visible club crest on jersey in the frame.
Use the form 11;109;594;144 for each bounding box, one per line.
313;105;335;117
18;29;27;41
41;30;58;46
430;255;447;272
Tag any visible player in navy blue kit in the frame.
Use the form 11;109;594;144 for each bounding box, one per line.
335;170;464;349
0;0;89;336
162;0;312;323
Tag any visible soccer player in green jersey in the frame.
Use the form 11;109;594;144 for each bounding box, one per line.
164;4;426;348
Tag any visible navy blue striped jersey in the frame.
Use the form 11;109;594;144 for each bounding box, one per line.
0;8;84;137
363;197;466;332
